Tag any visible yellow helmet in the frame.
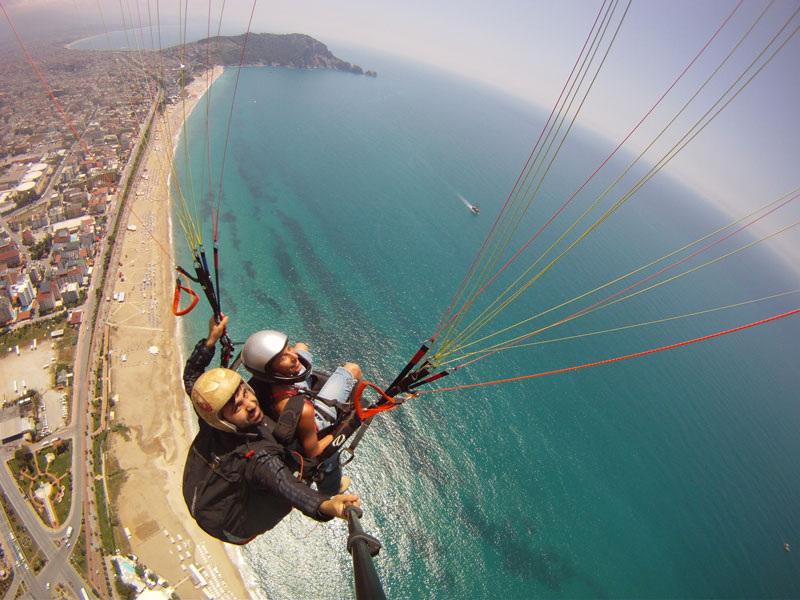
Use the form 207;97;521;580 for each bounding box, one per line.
191;368;242;433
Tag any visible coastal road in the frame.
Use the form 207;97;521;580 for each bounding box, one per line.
65;93;163;598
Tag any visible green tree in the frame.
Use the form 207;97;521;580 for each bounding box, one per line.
115;580;137;600
14;446;34;471
30;234;52;259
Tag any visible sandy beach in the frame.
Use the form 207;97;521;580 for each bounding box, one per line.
106;66;254;600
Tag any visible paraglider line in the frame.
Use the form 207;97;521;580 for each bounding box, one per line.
411;308;800;395
214;0;258;240
433;0;612;338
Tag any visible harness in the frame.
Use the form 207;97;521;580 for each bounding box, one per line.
234;350;374;470
264;392;343;487
183;403;308;545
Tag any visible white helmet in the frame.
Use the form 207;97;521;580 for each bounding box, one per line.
242;330;286;377
191;368;242;433
241;330;311;383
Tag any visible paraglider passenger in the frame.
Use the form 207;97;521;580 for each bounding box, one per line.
182;315;359;545
241;328;362;495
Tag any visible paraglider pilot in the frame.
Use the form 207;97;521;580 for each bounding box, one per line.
182;315;359;545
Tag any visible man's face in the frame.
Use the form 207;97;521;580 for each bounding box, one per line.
221;382;262;429
271;344;304;378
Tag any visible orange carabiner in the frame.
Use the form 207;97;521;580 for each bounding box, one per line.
172;273;200;316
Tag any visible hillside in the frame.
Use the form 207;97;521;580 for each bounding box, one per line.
182;33;377;76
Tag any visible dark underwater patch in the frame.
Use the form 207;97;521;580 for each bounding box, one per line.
456;502;606;597
275;210;365;326
242;259;257;280
273;235;300;285
233;143;270;203
290;281;335;347
220;289;238;316
251;200;263;219
251;288;283;316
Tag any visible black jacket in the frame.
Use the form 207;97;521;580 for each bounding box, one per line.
182;339;332;537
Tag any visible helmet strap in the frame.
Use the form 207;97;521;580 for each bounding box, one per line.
251;353;312;384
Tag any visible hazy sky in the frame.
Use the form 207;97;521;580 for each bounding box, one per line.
3;0;799;259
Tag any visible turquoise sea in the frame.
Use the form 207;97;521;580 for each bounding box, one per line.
174;49;800;599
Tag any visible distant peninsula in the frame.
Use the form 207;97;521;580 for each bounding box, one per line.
173;33;377;77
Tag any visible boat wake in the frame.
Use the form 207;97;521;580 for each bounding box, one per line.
458;193;479;214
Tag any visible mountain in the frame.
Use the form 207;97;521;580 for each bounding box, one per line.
183;33;377;76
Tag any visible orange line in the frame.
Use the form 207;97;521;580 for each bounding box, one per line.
412;308;800;396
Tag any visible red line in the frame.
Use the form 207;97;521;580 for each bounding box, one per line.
433;0;611;338
413;308;800;395
0;1;175;264
438;0;744;335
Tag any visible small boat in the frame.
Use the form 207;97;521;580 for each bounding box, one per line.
470;204;479;215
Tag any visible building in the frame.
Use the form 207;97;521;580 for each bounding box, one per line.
48;205;65;223
88;193;107;215
0;413;35;444
28;265;42;284
0;163;26;192
0;191;15;215
37;280;61;313
0;235;21;270
53;228;70;245
0;297;14;325
65;202;82;219
15;180;37;204
51;215;95;235
60;281;79;304
54;261;87;289
11;275;35;307
30;212;48;230
0;246;20;270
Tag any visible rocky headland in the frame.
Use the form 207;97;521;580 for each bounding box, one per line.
175;32;377;77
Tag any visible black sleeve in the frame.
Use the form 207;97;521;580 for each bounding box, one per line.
245;449;333;523
183;339;215;396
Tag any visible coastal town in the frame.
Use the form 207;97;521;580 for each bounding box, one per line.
0;40;188;330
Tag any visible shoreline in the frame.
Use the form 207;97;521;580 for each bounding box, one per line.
106;65;256;600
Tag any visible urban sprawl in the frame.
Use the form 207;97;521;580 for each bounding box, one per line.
0;44;188;331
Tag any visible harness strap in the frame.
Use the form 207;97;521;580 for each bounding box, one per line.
274;384;340;407
271;394;305;446
272;386;300;400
